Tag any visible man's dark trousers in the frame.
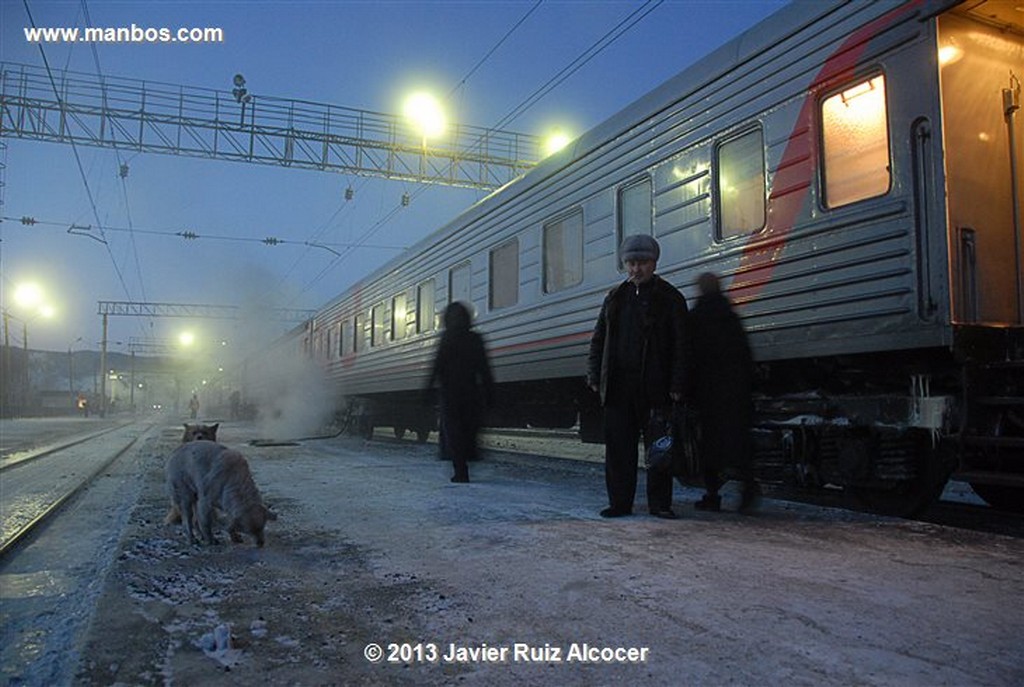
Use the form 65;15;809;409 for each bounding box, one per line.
603;378;673;513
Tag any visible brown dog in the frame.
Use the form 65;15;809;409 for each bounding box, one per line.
181;423;219;442
165;440;277;547
166;423;221;526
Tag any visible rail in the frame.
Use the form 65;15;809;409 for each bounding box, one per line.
0;422;154;557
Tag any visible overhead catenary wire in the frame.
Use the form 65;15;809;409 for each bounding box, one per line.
84;18;146;301
81;0;151;340
277;3;544;305
12;0;666;320
4;216;407;252
287;0;665;303
21;0;136;307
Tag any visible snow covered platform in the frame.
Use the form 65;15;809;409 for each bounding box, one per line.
3;419;1022;685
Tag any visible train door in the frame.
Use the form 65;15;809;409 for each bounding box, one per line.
938;6;1023;324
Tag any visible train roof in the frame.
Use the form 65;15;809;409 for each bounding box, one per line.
319;0;971;314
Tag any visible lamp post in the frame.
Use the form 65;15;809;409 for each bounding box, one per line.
8;283;54;416
68;336;83;413
2;309;11;417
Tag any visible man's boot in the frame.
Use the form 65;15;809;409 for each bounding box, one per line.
694;493;721;512
738;481;762;514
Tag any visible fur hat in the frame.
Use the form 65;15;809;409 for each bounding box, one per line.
619;234;660;263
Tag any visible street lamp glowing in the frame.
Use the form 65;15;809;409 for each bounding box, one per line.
14;283;43;309
179;331;196;347
403;92;446;139
543;130;572;157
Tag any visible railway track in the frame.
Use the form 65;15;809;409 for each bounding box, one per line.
0;420;158;557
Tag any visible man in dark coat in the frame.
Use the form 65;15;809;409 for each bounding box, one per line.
587;235;689;519
690;272;760;513
426;301;495;483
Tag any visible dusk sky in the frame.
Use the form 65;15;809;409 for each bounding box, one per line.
1;0;788;355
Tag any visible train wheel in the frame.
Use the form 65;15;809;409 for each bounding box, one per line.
848;433;952;517
393;426;406;440
416;429;430;443
968;483;1024;514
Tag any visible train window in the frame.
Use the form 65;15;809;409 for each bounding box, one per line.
716;128;765;239
417;279;435;334
449;261;472;306
353;314;365;353
617;178;652;260
392;293;408;341
371;303;386;347
821;74;890;208
544;210;584;292
489;239;519;310
339;320;350;356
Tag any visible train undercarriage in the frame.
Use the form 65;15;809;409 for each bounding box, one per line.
725;326;1024;516
344;327;1023;517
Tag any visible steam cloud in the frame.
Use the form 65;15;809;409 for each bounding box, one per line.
223;264;341;440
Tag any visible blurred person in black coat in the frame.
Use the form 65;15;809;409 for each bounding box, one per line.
425;301;495;483
690;272;760;513
587;234;689;519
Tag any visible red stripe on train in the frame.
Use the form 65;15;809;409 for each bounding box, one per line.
734;0;925;300
490;330;592;355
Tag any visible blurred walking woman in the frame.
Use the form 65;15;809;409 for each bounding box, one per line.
425;302;495;483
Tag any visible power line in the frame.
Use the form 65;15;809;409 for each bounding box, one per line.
81;0;151;343
279;0;544;306
21;0;135;306
289;1;666;300
4;215;408;252
446;0;544;101
493;0;663;132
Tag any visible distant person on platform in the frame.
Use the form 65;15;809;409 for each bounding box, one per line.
587;234;689;519
229;390;241;421
188;393;200;420
690;271;760;513
425;301;495;483
77;392;90;417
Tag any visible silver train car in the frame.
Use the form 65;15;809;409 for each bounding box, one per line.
255;0;1023;515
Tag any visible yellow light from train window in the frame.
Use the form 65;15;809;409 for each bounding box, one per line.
833;76;886;125
938;43;963;66
821;74;890;208
839;79;874;104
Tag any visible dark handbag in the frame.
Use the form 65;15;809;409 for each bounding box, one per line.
645;409;676;475
646;404;700;479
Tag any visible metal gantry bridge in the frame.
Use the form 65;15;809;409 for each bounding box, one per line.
97;300;315;322
0;62;541;190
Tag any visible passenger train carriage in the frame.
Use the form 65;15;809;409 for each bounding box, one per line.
253;0;1023;515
